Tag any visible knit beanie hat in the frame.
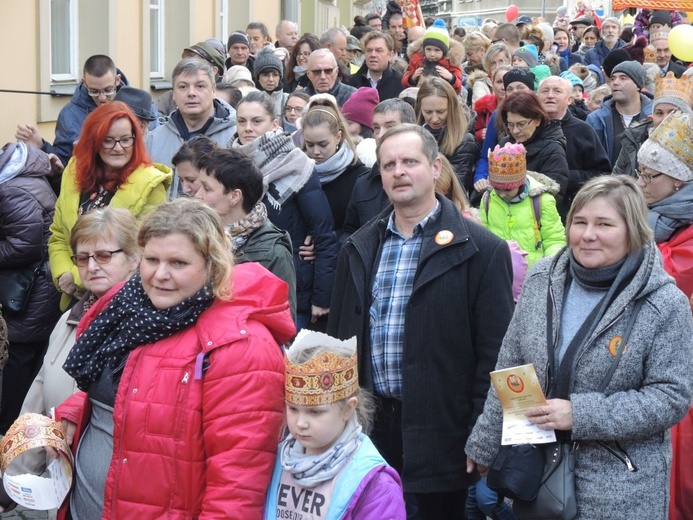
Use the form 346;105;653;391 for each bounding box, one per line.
342;87;381;130
649;10;672;28
602;49;631;77
514;44;539;68
560;71;584;89
653;71;693;114
612;60;647;89
623;36;648;64
488;143;527;190
638;111;693;181
227;31;250;50
503;67;536;92
423;19;450;55
253;47;284;83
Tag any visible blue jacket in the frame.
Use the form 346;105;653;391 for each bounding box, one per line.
584;39;626;68
586;93;653;166
474;110;499;184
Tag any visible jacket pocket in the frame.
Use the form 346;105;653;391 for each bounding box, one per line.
596;440;637;472
145;367;191;439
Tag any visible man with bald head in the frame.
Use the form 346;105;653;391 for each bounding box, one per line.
538;76;610;217
407;25;425;45
305;49;356;106
275;20;299;53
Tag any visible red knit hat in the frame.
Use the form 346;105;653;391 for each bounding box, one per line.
341;87;380;131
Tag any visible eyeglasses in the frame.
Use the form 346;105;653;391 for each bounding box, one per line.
296;51;311;58
71;249;124;267
285;105;304;113
102;136;135;149
506;120;533;131
635;170;664;184
492;38;504;44
87;84;118;98
261;70;281;78
309;68;335;76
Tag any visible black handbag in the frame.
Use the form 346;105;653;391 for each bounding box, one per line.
0;256;45;315
487;443;545;501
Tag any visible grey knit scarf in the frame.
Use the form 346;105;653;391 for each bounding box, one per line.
648;182;693;243
314;145;354;185
232;128;315;210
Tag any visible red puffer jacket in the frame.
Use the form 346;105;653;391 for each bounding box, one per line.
56;262;296;519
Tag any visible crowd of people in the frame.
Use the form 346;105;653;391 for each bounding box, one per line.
0;3;693;519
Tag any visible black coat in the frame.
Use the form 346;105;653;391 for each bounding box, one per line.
320;160;370;239
559;110;612;217
347;64;404;101
500;120;569;208
427;125;480;191
340;163;390;245
265;170;339;313
667;60;687;78
327;195;515;493
0;145;61;342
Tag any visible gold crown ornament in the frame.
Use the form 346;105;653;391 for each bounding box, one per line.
654;72;693;111
0;413;71;474
488;143;527;189
644;46;656;64
285;330;359;406
638;111;693;181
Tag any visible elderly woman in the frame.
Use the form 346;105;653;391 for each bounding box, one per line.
466;175;693;519
49;102;171;311
468;43;511;110
56;198;295;519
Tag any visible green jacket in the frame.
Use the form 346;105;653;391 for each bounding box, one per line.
235;220;297;324
482;172;566;267
49;160;172;310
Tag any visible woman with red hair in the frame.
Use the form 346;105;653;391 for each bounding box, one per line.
49;101;171;310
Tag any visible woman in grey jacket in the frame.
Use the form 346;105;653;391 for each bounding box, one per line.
466;175;693;519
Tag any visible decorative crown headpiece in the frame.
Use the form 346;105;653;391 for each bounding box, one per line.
0;413;70;474
487;143;527;190
285;330;358;406
654;72;693;111
644;46;656;63
638;111;693;181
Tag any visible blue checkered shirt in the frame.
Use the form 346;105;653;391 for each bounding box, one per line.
369;202;440;399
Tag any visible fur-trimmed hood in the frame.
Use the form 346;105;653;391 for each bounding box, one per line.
527;171;560;196
467;69;491;89
407;37;465;67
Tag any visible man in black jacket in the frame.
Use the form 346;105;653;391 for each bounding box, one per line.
347;32;404;101
539;76;611;218
328;124;514;519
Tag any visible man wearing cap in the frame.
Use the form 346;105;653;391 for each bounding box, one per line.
538;76;610;217
514;15;533;32
345;35;364;74
348;32;403;101
275;20;299;53
584;17;626;67
15;54;135;167
650;31;686;78
587;60;653;165
145;59;236;198
569;17;592;53
226;31;254;72
328;123;514;519
114;86;157;135
305;49;357;107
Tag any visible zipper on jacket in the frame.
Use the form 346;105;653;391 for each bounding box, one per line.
597;440;637;471
181;371;189;384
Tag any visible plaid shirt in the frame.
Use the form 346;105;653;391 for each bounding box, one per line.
369;202;440;399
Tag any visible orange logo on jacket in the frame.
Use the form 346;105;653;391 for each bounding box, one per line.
608;336;625;357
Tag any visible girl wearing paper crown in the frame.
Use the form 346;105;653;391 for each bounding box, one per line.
265;330;405;519
403;19;464;94
481;142;566;270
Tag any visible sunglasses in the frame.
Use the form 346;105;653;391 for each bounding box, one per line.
309;68;335;76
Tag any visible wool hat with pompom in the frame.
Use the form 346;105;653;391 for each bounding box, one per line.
342;87;380;130
423;19;450;55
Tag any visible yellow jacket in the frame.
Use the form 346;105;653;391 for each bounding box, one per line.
49;160;172;310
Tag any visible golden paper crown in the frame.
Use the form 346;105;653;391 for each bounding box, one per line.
488;144;527;189
654;72;693;109
649;111;693;169
644;46;656;64
285;331;358;406
0;413;70;474
649;30;670;44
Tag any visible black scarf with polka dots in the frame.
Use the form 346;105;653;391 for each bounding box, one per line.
63;272;214;391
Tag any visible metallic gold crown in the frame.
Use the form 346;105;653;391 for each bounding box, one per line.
644;46;656;63
654;72;693;108
649;111;693;169
488;144;527;189
286;349;359;406
0;413;70;473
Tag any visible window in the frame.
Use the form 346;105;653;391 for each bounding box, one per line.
51;0;79;82
217;0;229;48
150;0;165;78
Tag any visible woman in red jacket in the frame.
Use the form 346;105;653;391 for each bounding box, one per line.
57;197;296;519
